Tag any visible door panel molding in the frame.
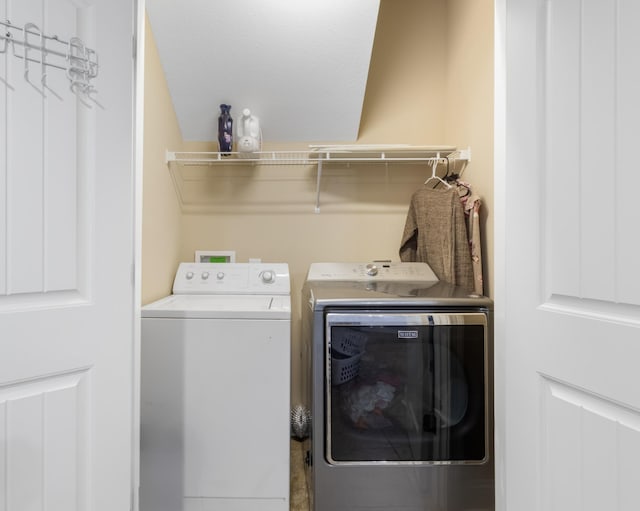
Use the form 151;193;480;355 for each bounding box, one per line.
540;375;640;510
0;368;91;511
0;0;96;304
543;0;640;307
539;295;640;327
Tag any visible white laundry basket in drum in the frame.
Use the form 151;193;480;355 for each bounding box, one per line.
331;352;363;385
330;329;367;385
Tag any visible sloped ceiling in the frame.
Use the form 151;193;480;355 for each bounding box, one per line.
146;0;380;142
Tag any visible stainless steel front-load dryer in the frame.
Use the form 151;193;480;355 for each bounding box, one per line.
301;262;494;511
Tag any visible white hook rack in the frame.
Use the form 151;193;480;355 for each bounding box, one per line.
0;19;99;104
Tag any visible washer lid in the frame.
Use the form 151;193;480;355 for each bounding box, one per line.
141;294;291;319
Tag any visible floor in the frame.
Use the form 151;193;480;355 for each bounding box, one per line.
290;439;310;511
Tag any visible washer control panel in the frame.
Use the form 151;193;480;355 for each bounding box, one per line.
306;262;439;282
173;262;290;295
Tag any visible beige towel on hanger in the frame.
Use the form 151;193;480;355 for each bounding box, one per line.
456;180;484;295
399;187;474;291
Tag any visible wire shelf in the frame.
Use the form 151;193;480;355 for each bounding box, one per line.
166;145;471;212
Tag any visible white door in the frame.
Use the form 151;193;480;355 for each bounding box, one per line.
496;0;640;510
0;0;136;510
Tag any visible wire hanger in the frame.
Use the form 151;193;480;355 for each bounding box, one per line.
424;153;452;188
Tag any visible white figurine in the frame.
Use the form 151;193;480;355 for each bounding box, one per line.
236;108;261;156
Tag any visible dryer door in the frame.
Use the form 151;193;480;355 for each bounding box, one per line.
325;311;489;465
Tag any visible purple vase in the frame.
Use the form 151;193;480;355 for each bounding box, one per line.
217;104;233;155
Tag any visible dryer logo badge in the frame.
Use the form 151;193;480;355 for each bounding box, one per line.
398;330;418;339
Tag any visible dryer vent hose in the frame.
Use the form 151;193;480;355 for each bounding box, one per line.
290;404;311;440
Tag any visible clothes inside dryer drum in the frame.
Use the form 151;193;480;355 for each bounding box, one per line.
327;319;484;464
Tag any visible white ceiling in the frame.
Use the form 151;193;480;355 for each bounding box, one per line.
146;0;381;142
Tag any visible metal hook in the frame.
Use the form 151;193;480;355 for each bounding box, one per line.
1;20;12;54
41;71;62;100
39;33;62;101
0;73;14;91
67;36;90;100
40;28;62;100
0;21;15;90
0;35;13;90
8;21;22;61
70;80;92;108
67;37;87;77
85;47;98;79
23;22;45;97
85;86;103;109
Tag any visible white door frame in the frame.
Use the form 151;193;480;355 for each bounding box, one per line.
494;1;507;509
133;1;146;510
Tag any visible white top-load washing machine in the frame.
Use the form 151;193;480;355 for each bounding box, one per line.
140;262;291;511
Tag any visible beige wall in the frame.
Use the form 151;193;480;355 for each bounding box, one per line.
141;14;184;304
358;0;447;144
444;0;494;297
142;0;494;406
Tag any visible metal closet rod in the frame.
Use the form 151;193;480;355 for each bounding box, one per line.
313;148;471;213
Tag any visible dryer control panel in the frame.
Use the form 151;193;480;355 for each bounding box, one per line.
306;262;439;282
172;262;290;295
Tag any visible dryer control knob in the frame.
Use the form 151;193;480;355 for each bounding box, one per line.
365;263;378;276
261;270;275;283
216;272;225;280
186;271;195;280
201;272;210;280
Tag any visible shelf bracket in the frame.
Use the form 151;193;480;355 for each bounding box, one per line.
450;146;471;162
314;157;323;213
